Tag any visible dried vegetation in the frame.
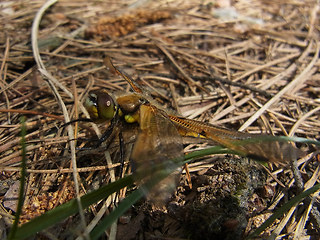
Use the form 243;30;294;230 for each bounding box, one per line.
0;0;320;239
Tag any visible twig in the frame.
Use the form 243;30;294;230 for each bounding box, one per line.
31;0;88;238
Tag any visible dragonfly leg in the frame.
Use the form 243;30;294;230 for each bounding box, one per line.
96;108;120;147
118;131;125;178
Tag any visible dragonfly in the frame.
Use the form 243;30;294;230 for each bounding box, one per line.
83;57;301;203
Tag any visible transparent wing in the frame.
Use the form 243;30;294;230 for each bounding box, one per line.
169;116;302;163
131;104;184;205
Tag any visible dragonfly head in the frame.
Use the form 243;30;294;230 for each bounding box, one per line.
84;90;116;122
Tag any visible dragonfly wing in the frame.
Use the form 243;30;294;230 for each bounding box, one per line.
169;116;302;163
131;104;184;204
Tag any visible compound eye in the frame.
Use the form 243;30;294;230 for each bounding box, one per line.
97;92;115;121
84;90;116;122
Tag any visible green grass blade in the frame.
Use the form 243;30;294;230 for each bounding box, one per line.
184;145;234;163
90;169;177;240
12;136;319;239
13;175;134;239
8;117;28;240
13;146;230;239
247;183;320;239
279;136;320;146
90;187;145;240
89;146;236;239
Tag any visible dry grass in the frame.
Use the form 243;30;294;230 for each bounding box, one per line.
0;0;319;239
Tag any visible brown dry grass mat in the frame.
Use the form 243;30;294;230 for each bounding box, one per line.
0;0;319;239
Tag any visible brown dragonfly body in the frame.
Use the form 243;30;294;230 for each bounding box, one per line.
84;58;299;201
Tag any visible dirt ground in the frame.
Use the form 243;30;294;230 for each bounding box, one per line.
0;0;320;239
